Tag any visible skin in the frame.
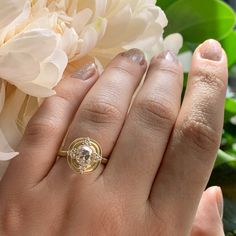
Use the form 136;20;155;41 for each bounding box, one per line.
0;39;227;236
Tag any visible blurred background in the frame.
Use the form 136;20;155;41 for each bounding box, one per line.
157;0;236;235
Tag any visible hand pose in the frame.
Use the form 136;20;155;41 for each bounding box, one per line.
0;39;226;236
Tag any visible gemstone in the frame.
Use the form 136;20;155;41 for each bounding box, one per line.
75;145;93;165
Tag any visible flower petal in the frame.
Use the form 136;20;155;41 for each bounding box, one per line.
0;89;25;151
33;49;68;88
97;5;132;48
0;0;29;29
0;29;58;62
0;52;40;83
72;8;93;34
0;0;31;45
164;33;183;54
17;83;56;97
79;18;107;57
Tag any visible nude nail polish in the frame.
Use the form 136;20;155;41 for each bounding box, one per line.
199;39;222;61
216;187;224;219
71;63;97;80
156;51;178;63
121;48;146;65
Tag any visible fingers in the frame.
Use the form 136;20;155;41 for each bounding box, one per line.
104;51;183;197
149;40;228;234
191;187;224;236
4;63;99;186
51;49;147;180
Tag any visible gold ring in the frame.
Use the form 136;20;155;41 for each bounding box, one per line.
58;137;108;174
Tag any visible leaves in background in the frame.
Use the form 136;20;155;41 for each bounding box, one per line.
208;163;236;234
225;98;236;123
157;0;176;10
221;31;236;68
216;150;236;168
164;0;236;43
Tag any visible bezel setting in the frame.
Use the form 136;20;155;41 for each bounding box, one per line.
67;137;102;174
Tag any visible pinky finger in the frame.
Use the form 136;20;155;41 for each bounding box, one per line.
191;186;224;236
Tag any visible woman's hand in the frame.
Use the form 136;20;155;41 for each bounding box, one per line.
0;39;227;236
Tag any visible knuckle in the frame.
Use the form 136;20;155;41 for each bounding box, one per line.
151;62;181;78
25;117;61;142
109;64;137;78
133;98;177;130
179;118;220;152
80;100;122;125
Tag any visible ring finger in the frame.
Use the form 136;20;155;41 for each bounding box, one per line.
51;49;147;181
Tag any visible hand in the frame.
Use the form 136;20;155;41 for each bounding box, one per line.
0;39;227;236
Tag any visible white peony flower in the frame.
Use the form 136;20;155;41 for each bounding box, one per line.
0;0;182;169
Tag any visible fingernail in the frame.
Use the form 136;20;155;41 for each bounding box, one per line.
199;39;222;61
216;187;224;219
156;51;178;63
71;63;97;80
121;48;146;65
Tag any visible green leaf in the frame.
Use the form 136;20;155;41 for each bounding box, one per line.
225;98;236;114
156;0;177;10
223;199;236;235
224;98;236;123
215;150;236;168
165;0;236;43
221;31;236;68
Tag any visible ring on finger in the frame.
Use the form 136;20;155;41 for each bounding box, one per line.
58;137;108;174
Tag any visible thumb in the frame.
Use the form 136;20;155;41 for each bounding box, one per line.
191;186;224;236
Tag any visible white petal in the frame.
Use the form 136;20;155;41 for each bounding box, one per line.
0;1;31;45
97;5;132;48
0;152;18;161
80;18;107;57
95;0;107;17
72;8;93;34
0;89;25;150
17;83;56;97
0;0;29;29
164;33;183;54
0;130;19;161
33;49;68;88
0;29;58;62
124;22;163;51
61;27;79;59
156;7;168;28
0;52;40;83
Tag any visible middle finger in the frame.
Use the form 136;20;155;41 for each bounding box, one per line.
51;49;147;181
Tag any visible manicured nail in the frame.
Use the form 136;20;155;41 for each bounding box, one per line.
121;48;146;65
71;63;97;80
199;39;222;61
157;51;178;63
216;187;224;219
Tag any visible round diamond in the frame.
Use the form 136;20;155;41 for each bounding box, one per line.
76;145;93;165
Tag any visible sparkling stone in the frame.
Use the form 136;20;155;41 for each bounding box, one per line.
75;145;93;165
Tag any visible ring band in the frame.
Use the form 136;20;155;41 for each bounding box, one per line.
58;137;108;174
